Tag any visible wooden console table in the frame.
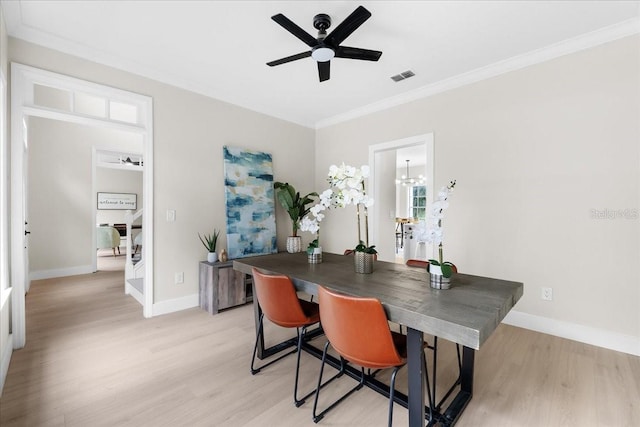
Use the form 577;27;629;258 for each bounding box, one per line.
199;260;251;314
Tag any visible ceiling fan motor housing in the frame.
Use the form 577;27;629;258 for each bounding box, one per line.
313;13;332;33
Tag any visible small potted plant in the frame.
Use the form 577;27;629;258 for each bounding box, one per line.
199;229;220;263
274;182;318;253
306;238;322;264
353;240;377;274
424;180;456;289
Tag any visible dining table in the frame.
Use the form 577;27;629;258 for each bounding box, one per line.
234;252;523;427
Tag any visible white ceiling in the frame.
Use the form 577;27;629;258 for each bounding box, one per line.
3;1;639;129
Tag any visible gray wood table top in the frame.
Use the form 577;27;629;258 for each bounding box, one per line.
234;252;523;350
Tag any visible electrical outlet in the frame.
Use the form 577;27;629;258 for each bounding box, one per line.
166;209;176;222
175;272;184;284
541;287;553;301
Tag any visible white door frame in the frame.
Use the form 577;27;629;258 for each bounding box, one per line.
368;133;435;261
10;63;154;348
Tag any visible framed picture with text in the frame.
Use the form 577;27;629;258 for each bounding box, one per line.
97;192;137;210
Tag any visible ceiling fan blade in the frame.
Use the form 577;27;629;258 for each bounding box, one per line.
271;14;318;48
324;6;371;47
335;46;382;61
267;51;311;67
317;61;330;82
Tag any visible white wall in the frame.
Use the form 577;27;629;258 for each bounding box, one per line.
27;118;141;275
9;37;316;305
317;35;640;352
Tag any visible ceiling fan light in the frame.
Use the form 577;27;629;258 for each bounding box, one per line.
312;47;335;62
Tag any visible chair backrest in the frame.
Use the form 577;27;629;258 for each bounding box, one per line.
96;226;120;249
318;286;405;369
252;268;314;328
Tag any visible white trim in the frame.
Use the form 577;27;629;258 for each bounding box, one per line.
142;99;154;318
0;67;8;295
10;63;27;349
29;265;94;281
152;293;199;317
0;287;11;311
503;310;640;357
0;332;13;396
317;18;640;129
124;281;144;306
368;134;435;262
22;105;147;134
10;64;155;350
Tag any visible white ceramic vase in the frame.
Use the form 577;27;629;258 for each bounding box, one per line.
207;252;218;263
286;236;302;253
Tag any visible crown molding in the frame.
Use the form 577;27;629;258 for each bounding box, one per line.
315;17;640;129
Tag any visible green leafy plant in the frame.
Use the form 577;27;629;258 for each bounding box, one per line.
274;182;318;236
198;229;220;252
354;240;377;254
306;238;320;254
428;260;455;278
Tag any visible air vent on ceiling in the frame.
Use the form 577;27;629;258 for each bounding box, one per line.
390;70;415;82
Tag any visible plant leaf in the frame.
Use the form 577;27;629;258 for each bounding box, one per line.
441;264;453;278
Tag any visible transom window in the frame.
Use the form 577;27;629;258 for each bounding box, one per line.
32;83;140;124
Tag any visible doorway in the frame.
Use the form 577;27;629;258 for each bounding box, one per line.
10;64;154;349
368;134;435;264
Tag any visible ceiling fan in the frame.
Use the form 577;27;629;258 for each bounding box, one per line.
266;5;382;82
98;151;143;167
122;157;142;166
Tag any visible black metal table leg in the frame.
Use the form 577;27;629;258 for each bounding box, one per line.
441;346;474;425
407;327;425;427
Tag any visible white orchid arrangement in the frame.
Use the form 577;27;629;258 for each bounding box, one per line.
423;180;456;277
300;163;374;252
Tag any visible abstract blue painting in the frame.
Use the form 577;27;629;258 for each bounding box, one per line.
223;146;277;259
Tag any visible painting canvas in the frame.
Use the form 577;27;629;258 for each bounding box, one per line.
223;146;277;259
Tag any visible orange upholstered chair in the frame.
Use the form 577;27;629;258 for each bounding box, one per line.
312;286;410;426
250;268;320;407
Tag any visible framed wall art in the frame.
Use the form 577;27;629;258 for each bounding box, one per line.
223;146;277;259
97;192;137;210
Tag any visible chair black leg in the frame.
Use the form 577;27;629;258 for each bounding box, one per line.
312;341;331;422
250;313;265;375
387;366;401;427
294;326;313;407
313;344;366;423
250;313;297;375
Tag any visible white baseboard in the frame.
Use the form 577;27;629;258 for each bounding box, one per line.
152;293;199;316
502;310;640;356
30;265;94;281
1;333;13;396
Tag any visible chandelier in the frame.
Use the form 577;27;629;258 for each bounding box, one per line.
395;160;425;186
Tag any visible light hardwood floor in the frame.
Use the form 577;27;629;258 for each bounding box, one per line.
1;266;638;426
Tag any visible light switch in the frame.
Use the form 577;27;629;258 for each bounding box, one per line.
166;209;176;222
